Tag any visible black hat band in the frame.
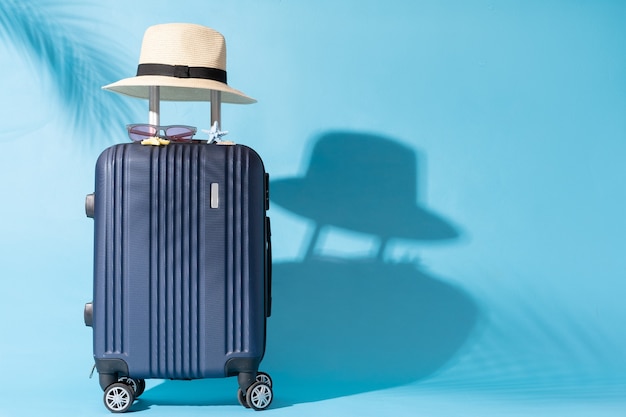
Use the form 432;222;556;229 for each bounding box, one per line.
137;63;227;84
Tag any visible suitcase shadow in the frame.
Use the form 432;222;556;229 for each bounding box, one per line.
132;378;248;410
264;258;479;404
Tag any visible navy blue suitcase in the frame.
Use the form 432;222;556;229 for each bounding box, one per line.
84;142;273;412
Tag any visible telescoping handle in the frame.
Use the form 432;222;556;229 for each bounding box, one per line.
149;86;160;125
148;86;222;130
211;90;221;127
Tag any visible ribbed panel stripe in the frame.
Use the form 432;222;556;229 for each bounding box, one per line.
147;145;204;378
226;146;250;354
104;145;127;354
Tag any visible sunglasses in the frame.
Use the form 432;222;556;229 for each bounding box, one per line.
126;124;197;142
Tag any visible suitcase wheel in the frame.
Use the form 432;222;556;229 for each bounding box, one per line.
237;387;250;408
103;382;135;413
237;372;273;409
117;377;146;398
255;371;273;387
245;381;273;410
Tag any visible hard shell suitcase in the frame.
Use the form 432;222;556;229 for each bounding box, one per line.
84;141;273;411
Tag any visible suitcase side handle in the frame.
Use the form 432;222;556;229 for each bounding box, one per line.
85;193;95;218
265;216;272;318
265;173;270;211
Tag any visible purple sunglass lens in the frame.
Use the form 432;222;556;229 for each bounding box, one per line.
129;125;157;141
165;127;195;141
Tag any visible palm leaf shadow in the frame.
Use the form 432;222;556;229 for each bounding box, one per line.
0;0;141;144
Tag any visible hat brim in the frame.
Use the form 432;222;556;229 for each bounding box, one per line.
102;75;256;103
271;178;459;241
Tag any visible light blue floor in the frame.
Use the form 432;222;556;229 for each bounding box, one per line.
2;366;625;417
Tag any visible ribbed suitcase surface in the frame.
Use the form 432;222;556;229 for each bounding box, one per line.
92;143;268;380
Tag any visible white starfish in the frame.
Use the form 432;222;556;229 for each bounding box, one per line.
203;121;229;143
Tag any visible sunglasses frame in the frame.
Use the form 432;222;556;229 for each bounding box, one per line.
126;124;198;142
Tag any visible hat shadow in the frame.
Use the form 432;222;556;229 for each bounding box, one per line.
137;131;480;409
272;131;459;259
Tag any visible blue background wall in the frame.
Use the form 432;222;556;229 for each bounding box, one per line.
1;0;625;415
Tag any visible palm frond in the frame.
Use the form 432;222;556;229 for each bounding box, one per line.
0;0;141;145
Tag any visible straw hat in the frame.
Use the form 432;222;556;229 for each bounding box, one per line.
102;23;255;103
